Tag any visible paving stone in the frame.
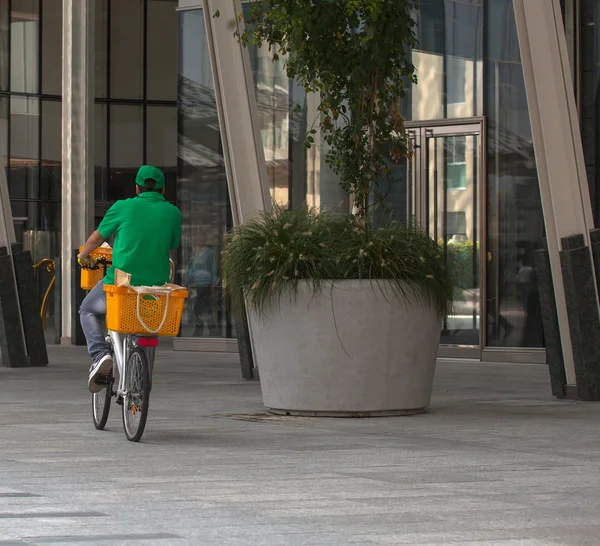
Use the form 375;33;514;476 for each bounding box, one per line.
0;347;599;545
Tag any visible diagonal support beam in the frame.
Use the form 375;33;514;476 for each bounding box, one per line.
514;0;600;399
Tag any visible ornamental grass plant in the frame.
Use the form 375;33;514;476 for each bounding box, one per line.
222;207;453;317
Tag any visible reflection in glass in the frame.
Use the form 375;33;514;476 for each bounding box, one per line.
147;0;178;101
427;134;480;346
246;33;291;206
109;105;143;201
370;145;411;227
593;0;600;222
41;0;62;95
9;96;39;200
18;201;60;262
484;0;544;348
402;0;483;121
110;0;143;99
0;96;7;168
147;106;177;202
244;5;347;211
9;94;59;262
0;0;8;91
10;0;39;94
41;100;61;201
95;103;107;202
95;0;108;98
178;9;234;339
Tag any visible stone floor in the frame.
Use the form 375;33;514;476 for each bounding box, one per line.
0;346;599;545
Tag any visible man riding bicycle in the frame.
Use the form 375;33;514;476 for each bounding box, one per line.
78;165;181;393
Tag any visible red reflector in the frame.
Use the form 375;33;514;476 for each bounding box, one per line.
137;337;158;347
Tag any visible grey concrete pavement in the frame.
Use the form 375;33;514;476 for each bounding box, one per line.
1;346;599;545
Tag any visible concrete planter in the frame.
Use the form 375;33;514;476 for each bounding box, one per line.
250;280;442;416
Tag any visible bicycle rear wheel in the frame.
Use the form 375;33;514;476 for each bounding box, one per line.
122;347;151;442
92;371;113;430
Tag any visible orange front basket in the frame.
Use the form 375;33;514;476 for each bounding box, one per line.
79;246;113;291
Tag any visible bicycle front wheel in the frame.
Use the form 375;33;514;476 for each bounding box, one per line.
92;370;112;430
122;347;151;442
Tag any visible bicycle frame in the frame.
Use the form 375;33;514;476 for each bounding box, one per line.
109;331;156;398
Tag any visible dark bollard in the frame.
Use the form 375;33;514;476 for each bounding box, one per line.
54;257;62;345
11;244;48;367
560;234;600;401
0;246;28;367
534;241;566;398
234;299;257;380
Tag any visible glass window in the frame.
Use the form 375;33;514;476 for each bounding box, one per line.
110;0;143;99
402;0;483;121
446;136;467;189
484;0;544;349
591;0;600;222
9;96;39;200
12;199;60;260
178;9;234;339
10;0;39;94
147;105;177;202
95;103;107;201
0;0;8;91
0;96;7;169
446;211;467;238
41;0;62;96
109;105;143;201
246;25;291;206
95;0;108;98
244;5;347;211
40;100;61;201
147;0;178;101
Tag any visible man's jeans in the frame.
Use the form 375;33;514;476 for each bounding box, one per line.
79;279;110;364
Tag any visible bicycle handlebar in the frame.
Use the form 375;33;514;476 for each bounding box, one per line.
78;256;175;283
78;256;113;271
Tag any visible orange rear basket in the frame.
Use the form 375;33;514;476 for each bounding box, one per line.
104;284;188;336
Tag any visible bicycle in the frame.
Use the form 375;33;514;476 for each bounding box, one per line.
92;328;156;442
81;256;184;442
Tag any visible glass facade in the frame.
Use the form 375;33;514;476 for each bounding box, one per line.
402;0;484;121
484;0;544;348
176;8;349;340
177;9;233;339
396;0;544;350
0;0;63;337
0;0;179;338
94;0;178;222
0;0;593;356
243;4;348;211
1;0;61;262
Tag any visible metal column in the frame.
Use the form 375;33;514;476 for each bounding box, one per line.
61;0;95;344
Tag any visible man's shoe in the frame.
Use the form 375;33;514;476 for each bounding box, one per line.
88;355;113;393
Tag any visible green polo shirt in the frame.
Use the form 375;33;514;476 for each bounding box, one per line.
98;192;182;286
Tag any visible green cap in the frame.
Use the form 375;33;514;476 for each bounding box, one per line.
135;165;165;189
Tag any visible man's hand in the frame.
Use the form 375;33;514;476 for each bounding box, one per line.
79;230;106;265
77;254;96;267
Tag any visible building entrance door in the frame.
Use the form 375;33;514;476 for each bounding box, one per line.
405;120;484;357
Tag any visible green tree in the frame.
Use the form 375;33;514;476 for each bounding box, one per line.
236;0;419;217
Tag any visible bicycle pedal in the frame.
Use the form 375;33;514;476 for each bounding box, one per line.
95;375;111;386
